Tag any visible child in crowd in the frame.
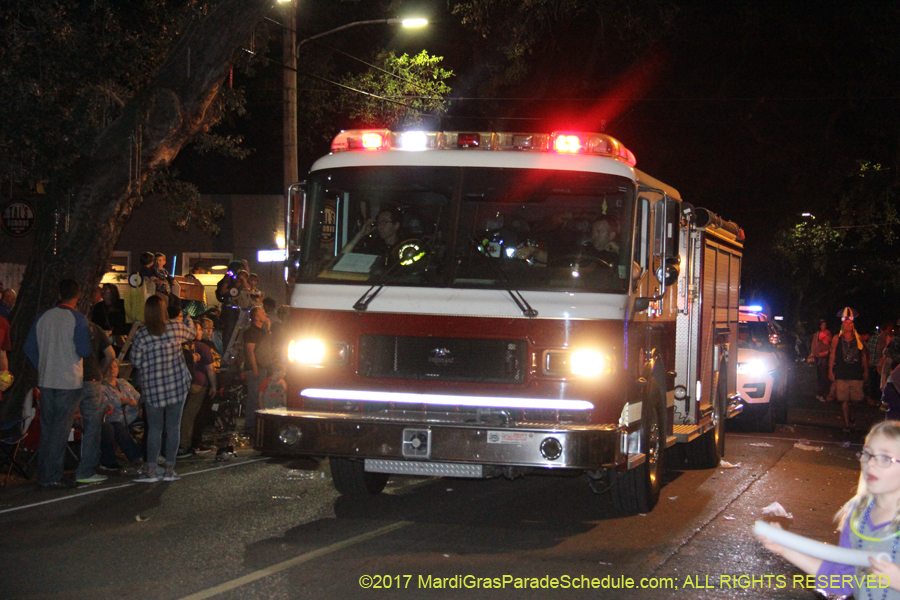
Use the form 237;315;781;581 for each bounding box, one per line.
138;251;157;281
259;362;287;409
248;273;262;298
153;252;172;296
98;361;143;471
138;251;170;296
758;420;900;598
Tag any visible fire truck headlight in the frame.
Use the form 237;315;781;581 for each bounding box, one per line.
737;360;766;376
287;339;349;366
570;349;610;378
543;348;614;378
288;338;326;365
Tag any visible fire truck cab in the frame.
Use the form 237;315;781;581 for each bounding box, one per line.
256;130;743;514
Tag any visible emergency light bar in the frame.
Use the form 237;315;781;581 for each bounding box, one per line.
330;129;637;166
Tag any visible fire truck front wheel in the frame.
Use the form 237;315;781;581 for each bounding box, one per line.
329;457;389;496
609;393;664;515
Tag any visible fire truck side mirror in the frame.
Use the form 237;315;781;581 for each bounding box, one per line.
664;200;680;259
285;181;307;249
285;250;302;285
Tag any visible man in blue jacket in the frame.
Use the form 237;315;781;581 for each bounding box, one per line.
24;279;93;489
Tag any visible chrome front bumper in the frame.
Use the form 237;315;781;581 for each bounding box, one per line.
255;409;622;471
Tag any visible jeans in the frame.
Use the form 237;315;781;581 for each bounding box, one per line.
36;387;82;486
100;421;142;466
180;385;207;449
76;381;104;479
243;369;266;433
144;401;185;469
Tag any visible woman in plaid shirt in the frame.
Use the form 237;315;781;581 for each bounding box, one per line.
130;295;196;483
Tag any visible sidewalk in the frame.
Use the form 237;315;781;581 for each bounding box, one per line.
0;424;255;493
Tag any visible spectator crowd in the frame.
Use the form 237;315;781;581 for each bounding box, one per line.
0;255;288;490
807;308;900;431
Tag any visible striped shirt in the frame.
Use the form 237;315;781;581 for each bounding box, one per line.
130;318;196;408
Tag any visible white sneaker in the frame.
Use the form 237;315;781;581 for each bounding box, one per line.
162;469;180;482
133;467;161;483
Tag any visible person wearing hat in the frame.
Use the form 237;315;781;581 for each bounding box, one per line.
808;319;832;401
829;307;870;431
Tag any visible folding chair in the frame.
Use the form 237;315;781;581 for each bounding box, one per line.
0;389;38;486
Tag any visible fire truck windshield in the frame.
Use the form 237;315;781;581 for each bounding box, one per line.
298;166;634;293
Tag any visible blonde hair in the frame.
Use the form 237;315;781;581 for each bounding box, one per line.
836;421;900;531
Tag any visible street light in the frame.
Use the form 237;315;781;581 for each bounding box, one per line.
280;14;428;194
295;18;428;53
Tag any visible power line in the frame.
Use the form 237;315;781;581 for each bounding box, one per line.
320;43;434;95
297;69;430;114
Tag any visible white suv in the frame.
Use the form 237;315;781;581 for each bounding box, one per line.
737;306;788;431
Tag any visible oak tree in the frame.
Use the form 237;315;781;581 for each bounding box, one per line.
0;0;271;419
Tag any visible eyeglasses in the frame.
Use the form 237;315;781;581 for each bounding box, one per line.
376;219;394;226
857;450;900;467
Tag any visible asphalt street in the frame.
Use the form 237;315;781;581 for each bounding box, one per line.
0;363;880;599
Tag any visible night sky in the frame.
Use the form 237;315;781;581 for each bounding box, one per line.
175;0;900;325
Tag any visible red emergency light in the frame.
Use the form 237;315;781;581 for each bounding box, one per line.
332;129;392;152
553;135;582;154
549;131;637;167
457;133;480;148
361;132;386;149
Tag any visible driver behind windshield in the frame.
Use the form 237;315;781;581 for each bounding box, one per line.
515;216;620;268
581;216;620;264
341;207;405;262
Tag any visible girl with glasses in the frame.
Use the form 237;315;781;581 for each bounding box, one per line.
758;421;900;598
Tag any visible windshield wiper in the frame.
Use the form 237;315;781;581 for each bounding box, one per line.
352;236;439;312
469;238;538;318
352;259;405;312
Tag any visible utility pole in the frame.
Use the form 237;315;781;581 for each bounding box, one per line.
281;15;426;193
282;1;298;191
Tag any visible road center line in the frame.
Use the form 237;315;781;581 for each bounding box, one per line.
178;520;413;600
0;457;269;516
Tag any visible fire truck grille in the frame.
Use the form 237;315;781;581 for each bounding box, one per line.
358;335;527;383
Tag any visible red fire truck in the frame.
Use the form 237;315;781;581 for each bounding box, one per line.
256;129;744;513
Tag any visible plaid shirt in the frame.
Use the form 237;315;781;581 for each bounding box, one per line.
130;319;196;408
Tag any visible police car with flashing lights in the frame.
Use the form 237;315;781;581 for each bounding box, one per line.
736;306;789;432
